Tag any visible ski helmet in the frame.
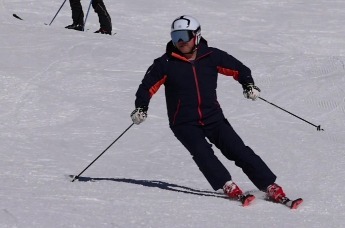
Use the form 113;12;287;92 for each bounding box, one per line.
170;15;201;47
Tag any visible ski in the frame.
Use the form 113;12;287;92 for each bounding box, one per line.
239;194;255;207
280;197;303;209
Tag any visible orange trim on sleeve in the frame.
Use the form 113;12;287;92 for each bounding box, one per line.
149;75;167;97
217;66;239;81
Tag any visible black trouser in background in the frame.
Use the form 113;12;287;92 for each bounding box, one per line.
171;119;277;191
69;0;112;32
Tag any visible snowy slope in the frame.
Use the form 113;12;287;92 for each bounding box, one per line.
1;0;345;227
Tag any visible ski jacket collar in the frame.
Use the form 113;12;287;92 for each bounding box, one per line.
166;37;211;61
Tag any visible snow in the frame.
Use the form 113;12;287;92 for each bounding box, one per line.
1;0;345;227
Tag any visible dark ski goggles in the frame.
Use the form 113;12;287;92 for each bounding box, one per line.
171;30;195;44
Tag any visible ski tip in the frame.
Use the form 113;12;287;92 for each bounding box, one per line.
290;198;303;209
242;194;255;207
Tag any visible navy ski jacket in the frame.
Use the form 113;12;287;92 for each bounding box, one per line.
135;38;255;126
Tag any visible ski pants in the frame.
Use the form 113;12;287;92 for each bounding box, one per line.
171;119;276;191
69;0;112;31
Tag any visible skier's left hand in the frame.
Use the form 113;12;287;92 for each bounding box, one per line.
243;83;261;100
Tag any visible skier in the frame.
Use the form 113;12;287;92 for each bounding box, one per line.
130;15;288;205
65;0;112;35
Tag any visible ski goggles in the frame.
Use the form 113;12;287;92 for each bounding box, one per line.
171;30;195;44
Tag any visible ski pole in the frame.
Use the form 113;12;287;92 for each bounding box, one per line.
82;0;93;31
259;97;324;131
71;123;134;182
48;0;67;26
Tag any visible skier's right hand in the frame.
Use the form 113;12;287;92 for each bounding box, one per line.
130;106;148;125
243;83;261;101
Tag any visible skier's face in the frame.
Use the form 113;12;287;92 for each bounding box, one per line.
175;37;195;54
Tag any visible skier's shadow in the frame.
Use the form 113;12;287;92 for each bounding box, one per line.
74;176;227;198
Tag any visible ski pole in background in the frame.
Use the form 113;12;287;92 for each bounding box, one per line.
47;0;67;26
82;0;93;31
259;97;324;131
71;123;135;182
13;14;23;20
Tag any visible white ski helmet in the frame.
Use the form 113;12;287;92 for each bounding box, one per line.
170;15;201;47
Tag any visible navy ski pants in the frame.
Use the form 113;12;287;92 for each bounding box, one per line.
171;119;276;191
